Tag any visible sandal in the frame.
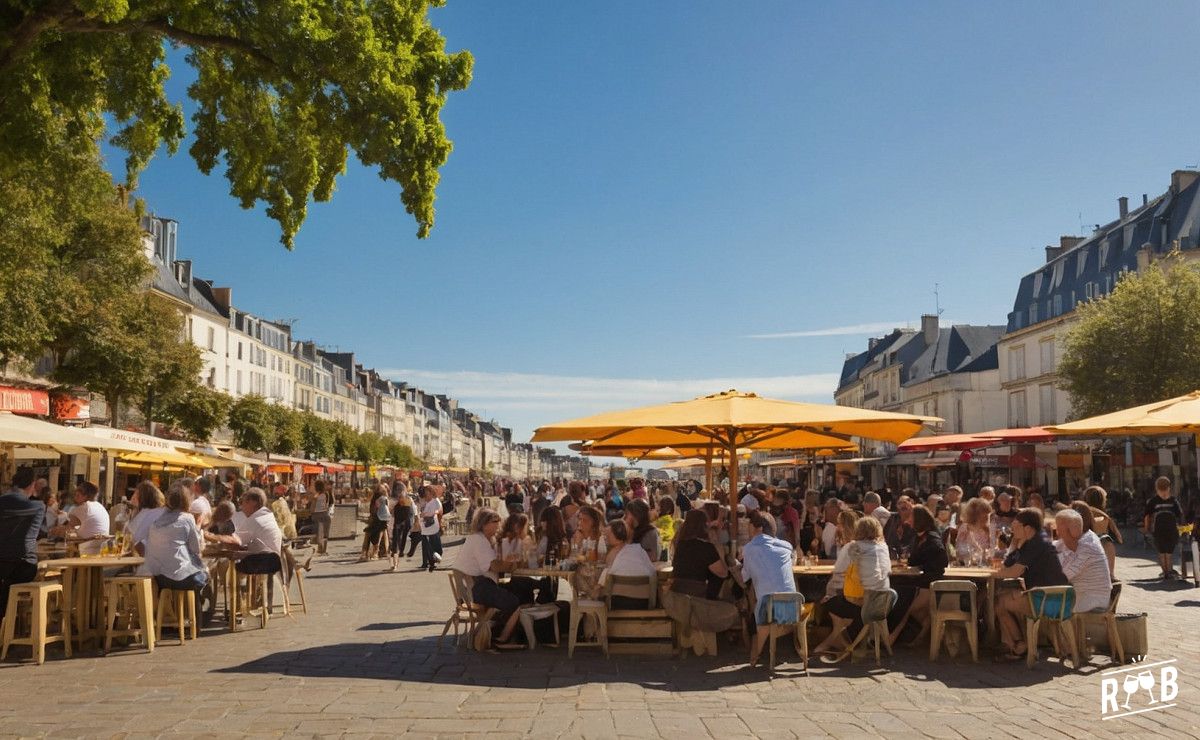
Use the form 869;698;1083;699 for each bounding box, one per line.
494;640;523;651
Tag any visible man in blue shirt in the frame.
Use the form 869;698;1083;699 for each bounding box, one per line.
740;511;797;666
0;468;45;618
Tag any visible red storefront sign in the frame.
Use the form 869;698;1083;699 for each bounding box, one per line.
0;386;49;415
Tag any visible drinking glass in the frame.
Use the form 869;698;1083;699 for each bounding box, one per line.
1138;670;1157;704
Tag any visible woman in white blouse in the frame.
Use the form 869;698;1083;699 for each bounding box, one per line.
457;508;525;648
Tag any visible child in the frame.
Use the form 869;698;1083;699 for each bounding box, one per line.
1144;476;1184;579
653;497;676;559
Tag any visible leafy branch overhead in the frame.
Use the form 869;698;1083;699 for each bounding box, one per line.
0;0;474;247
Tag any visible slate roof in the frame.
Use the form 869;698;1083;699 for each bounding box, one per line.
1006;174;1200;332
904;325;1005;386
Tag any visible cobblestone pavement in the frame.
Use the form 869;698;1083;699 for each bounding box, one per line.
0;532;1196;739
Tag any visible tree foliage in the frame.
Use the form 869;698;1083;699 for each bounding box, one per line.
52;292;200;428
161;384;231;442
300;412;333;460
1060;256;1200;418
268;403;303;456
227;393;274;452
0;0;473;247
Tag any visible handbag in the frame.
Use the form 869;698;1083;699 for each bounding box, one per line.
842;560;864;600
422;515;436;528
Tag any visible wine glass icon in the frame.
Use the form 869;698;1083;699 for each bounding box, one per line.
1138;670;1157;704
1122;674;1140;709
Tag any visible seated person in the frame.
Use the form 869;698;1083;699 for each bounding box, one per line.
883;495;916;555
671;509;729;599
51;481;109;555
457;508;527;649
993;508;1069;661
888;506;948;646
208;501;237;536
955;497;993;565
813;515;891;655
1054;508;1112;614
739;511;797;666
208;488;284;574
144;481;208;593
597;520;657;609
624;499;662;562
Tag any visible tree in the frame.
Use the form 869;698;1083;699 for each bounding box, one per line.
228;394;274;453
0;128;149;370
330;421;356;462
354;431;385;469
300;413;333;460
0;0;473;247
268;403;303;456
1059;255;1200;418
161;385;231;442
382;437;418;468
52;292;199;428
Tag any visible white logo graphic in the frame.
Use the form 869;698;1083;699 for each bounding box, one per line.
1101;659;1179;720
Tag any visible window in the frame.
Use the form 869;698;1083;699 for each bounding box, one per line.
1039;384;1056;425
237;342;243;360
1008;390;1027;427
206;326;215;351
236;370;243;394
1009;345;1026;381
1052;294;1062;316
1028;304;1038;325
1039;340;1055;376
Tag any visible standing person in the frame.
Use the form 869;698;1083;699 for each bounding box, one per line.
418;485;443;572
310;479;332;555
358;486;388;563
389;486;414;571
0;469;45;619
1145;476;1184;580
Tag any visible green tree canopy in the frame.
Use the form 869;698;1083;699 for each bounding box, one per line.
1060;256;1200;418
161;385;231;442
0;0;473;247
228;393;274;452
268;403;303;456
300;413;333;460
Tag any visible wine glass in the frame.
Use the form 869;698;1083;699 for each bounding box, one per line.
1138;670;1157;704
1122;674;1140;709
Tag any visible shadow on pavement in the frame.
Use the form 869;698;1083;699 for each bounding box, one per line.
212;639;1072;691
358;621;443;631
1173;600;1200;607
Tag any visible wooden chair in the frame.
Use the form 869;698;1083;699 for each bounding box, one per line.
155;587;198;645
1;582;71;664
103;576;155;654
763;592;809;673
1073;581;1124;665
287;561;309;615
833;588;897;666
438;570;496;652
604;573;674;655
568;597;608;657
929;580;978;662
1024;585;1079;669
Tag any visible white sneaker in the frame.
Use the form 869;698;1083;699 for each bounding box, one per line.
432;552;442;563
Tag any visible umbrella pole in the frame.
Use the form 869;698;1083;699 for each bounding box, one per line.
728;437;740;557
705;444;714;496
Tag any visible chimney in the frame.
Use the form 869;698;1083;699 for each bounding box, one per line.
1045;245;1063;263
1143;194;1149;206
920;314;939;346
1118;196;1129;220
867;337;879;351
1059;235;1084;251
210;287;232;313
1171;170;1200;194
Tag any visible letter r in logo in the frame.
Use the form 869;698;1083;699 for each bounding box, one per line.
1101;678;1120;714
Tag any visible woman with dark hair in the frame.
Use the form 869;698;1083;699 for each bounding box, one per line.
389;486;415;572
456;508;523;649
624;499;661;561
888;505;948;646
993;507;1069;661
597;519;656;609
359;485;389;563
570;506;605;561
536;505;568;563
603;484;624;521
670;509;729;599
498;512;531;561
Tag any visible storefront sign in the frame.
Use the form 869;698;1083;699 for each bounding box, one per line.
0;386;49;415
50;394;89;421
971;455;1009;467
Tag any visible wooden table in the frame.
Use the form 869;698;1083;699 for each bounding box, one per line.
202;548;246;632
38;555;144;648
792;562;1001;640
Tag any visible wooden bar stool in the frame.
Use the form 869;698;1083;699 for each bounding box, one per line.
287;563;308;615
1073;581;1124;665
241;570;289;628
929;580;978;662
1;582;72;664
155;588;198;645
103;576;156;654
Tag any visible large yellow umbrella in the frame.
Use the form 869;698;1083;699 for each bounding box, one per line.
533;390;938;549
1047;390;1200;436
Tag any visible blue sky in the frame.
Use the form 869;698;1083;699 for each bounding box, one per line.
123;1;1200;440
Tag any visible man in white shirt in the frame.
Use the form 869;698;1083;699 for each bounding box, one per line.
229;488;284;574
739;486;761;512
1054;508;1112;613
52;481;109;555
419;486;443;572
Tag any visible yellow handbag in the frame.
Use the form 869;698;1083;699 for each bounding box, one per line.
843;559;864;600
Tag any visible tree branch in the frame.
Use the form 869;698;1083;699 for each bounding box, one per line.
63;15;275;67
0;0;76;73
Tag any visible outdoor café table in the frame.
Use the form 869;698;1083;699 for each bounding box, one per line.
37;555;144;649
792;562;1001;641
511;561;674;601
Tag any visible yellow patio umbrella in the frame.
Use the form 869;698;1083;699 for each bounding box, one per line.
533;390;938;550
1047;390;1200;436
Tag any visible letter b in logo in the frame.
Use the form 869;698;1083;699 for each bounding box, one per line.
1160;666;1178;703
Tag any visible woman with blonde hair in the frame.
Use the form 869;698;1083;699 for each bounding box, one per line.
812;515;890;655
955;497;993;565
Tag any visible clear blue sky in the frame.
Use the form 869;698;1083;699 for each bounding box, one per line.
124;1;1200;441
